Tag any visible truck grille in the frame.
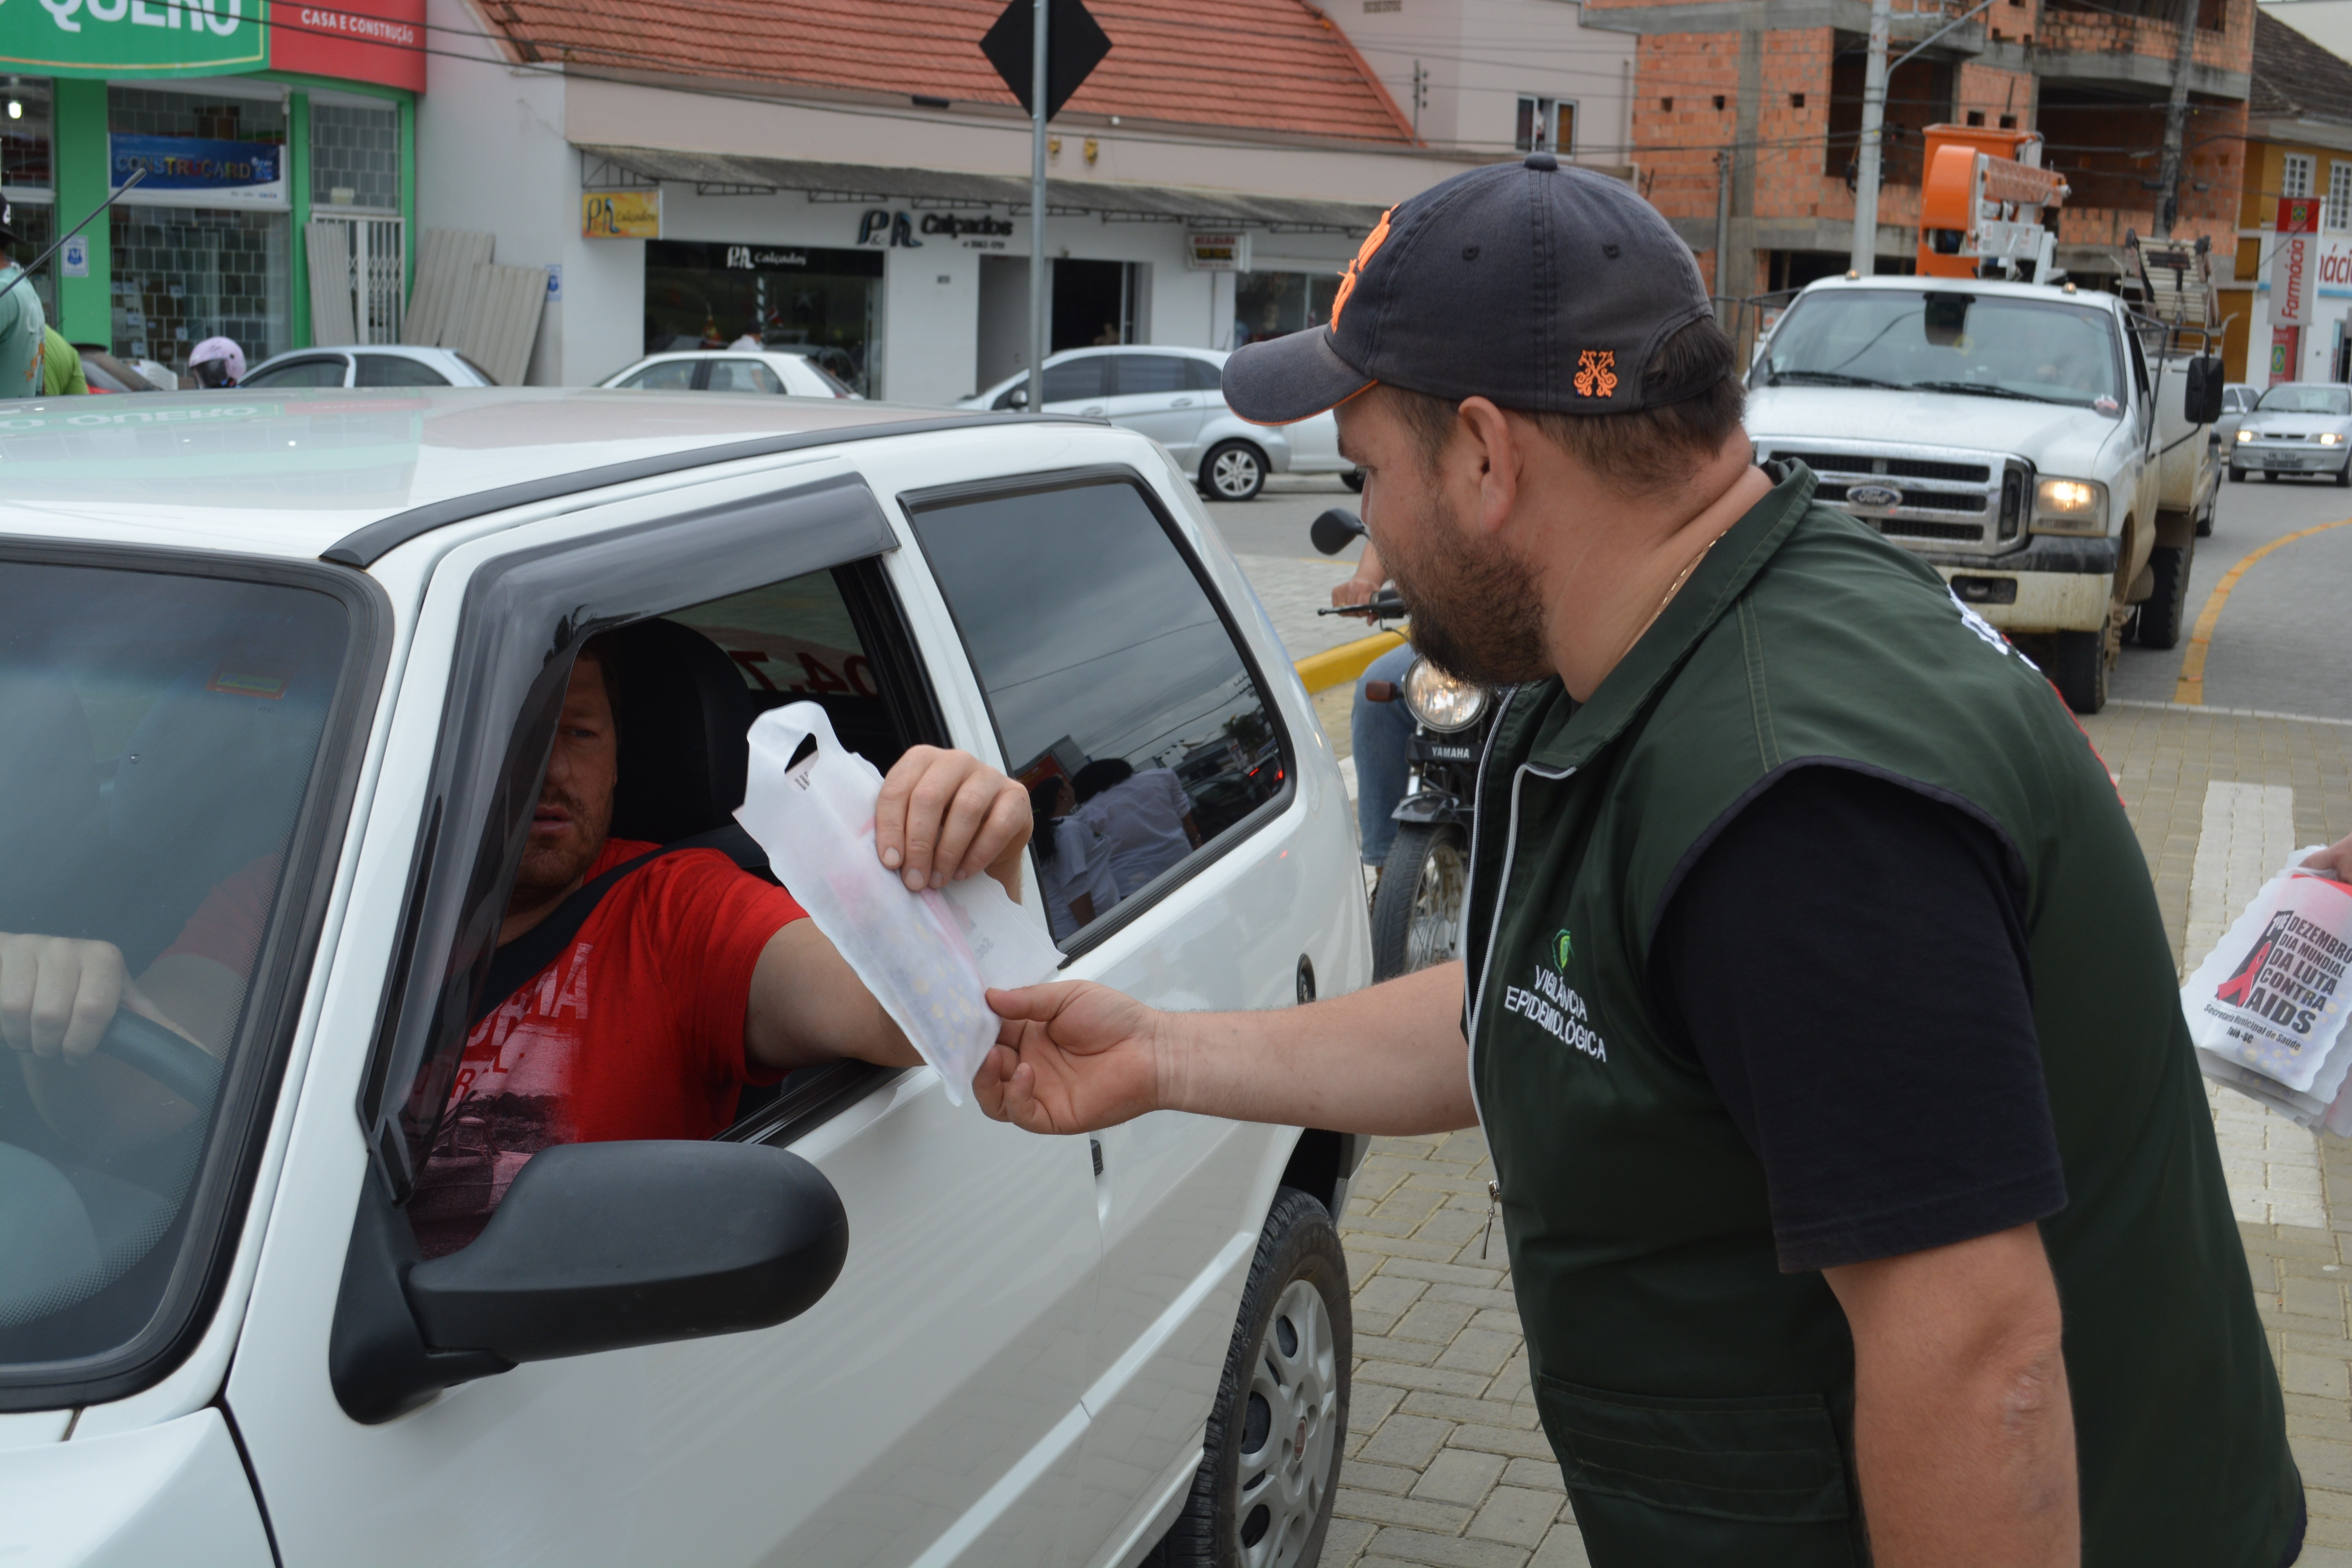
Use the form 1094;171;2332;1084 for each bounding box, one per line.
1755;441;2031;558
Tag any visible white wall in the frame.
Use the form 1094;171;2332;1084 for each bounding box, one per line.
1333;0;1635;164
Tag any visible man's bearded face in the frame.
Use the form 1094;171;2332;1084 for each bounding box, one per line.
1378;461;1551;688
513;657;618;911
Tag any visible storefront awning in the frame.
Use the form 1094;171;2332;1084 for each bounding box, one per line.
575;144;1388;234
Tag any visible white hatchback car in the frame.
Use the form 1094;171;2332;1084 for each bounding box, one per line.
600;348;862;399
0;390;1370;1568
960;347;1354;502
240;345;495;389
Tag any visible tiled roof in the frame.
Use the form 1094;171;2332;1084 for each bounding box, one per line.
477;0;1416;145
2252;6;2352;126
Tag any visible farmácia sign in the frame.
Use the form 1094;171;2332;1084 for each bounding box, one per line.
0;0;269;77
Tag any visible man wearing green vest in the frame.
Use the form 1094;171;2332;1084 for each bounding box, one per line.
977;156;2302;1566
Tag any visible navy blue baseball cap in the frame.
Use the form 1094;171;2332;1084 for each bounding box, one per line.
1224;152;1717;425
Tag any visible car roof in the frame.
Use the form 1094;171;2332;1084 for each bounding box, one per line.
1795;275;2120;307
0;387;1051;564
633;349;817;361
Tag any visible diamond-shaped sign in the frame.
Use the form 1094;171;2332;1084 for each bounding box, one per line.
980;0;1112;122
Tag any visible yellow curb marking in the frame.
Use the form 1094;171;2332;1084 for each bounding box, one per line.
1295;628;1408;695
2173;517;2352;704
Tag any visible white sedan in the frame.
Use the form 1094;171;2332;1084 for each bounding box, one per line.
0;388;1368;1568
960;346;1356;501
2229;381;2352;485
240;344;494;388
600;348;862;399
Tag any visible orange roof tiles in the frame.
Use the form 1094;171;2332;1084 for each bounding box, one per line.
478;0;1416;145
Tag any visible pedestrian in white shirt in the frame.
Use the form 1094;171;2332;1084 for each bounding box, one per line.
1029;777;1119;941
1073;759;1202;897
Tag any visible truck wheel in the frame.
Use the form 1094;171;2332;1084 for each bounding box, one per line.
1372;822;1470;982
1200;441;1268;502
2135;544;2192;650
2049;629;2109;714
1157;1187;1349;1568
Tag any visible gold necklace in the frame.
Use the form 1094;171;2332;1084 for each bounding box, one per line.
1628;531;1722;650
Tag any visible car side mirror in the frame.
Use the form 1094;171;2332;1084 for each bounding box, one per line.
1309;506;1367;556
2184;356;2226;425
1008;386;1030;409
330;1140;846;1423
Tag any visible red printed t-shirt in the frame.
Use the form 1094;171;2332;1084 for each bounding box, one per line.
406;838;806;1258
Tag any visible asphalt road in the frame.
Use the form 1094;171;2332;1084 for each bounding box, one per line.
1200;474;1366;563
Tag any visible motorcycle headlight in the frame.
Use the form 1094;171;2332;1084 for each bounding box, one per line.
1402;656;1489;732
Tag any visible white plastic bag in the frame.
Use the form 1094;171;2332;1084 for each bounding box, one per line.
735;702;1063;1105
2185;853;2352;1125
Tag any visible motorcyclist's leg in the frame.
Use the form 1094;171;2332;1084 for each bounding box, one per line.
1352;643;1418;866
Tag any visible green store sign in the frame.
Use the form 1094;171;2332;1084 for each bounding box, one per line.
0;0;269;77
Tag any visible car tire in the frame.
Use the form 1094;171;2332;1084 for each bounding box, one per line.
1201;441;1269;502
1157;1187;1350;1568
2227;465;2244;483
1371;822;1470;982
2135;543;2192;650
1342;469;1365;493
2050;628;2109;714
2336;459;2349;488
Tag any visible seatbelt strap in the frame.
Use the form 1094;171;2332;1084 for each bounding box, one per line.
467;824;771;1031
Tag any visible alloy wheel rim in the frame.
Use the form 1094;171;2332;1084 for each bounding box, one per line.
1213;450;1260;497
1232;1276;1339;1568
1406;838;1468;972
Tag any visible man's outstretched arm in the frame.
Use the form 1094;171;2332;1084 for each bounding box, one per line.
975;961;1475;1136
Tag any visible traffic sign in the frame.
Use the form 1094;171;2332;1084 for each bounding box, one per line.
980;0;1111;121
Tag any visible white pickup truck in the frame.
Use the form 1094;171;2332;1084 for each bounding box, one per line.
1746;274;2223;713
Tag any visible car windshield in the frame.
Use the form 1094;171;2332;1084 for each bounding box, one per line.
2256;385;2352;415
0;559;350;1373
1758;289;2124;410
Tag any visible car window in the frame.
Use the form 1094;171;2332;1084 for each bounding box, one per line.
1187;356;1226;393
1112;355;1190;396
706;359;786;394
1042;358;1107;403
0;558;362;1386
242;357;349;389
354;354;452;388
454;352;496;385
906;475;1289;947
619;361;699;391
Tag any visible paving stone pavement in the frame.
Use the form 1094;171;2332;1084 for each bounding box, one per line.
1310;699;2352;1567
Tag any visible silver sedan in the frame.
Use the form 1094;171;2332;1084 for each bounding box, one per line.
2230;381;2352;486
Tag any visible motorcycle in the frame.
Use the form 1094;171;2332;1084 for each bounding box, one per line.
1309;506;1498;981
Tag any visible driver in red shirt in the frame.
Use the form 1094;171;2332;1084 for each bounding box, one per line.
1;639;1032;1254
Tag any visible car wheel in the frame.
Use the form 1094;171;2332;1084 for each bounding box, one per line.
2049;627;2108;714
1158;1187;1349;1568
2135;543;2192;650
1371;822;1470;983
1342;469;1365;494
1201;441;1268;502
2336;459;2349;488
2227;465;2243;483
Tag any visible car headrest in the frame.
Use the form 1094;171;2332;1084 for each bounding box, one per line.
601;619;755;845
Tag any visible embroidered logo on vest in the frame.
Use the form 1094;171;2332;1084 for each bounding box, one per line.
1505;958;1608;1063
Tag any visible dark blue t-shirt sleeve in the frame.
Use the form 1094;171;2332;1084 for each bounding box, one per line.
1649;764;2066;1273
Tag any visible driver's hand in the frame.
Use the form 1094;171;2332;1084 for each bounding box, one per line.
874;746;1033;892
0;934;136;1064
1330;573;1383;613
978;980;1164;1134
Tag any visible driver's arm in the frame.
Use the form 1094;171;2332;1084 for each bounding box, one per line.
0;936;237;1149
743;744;1033;1075
1331;542;1388;610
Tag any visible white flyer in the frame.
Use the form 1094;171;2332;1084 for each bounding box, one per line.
735;702;1063;1105
2185;855;2352;1114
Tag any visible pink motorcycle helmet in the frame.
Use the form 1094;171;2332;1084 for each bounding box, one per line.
187;336;246;388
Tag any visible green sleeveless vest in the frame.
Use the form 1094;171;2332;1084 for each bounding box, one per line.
1465;465;2298;1566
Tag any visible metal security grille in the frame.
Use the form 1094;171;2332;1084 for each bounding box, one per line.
110;204;290;375
307;215;405;344
311;100;400;213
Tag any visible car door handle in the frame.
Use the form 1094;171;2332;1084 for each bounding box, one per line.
1171;397;1195;407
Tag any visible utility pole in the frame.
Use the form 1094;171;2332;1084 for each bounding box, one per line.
1714;150;1732;301
2155;0;2198;236
1848;0;1891;275
1028;0;1050;411
1412;60;1428;140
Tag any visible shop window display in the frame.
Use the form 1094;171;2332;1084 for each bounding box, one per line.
2;77;55;320
644;240;881;396
1232;269;1339;348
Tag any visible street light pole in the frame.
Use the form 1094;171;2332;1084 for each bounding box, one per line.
2156;0;2198;237
1849;0;1891;276
1028;0;1051;411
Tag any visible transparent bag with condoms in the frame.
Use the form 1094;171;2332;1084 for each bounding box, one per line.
736;702;1063;1105
2186;855;2352;1131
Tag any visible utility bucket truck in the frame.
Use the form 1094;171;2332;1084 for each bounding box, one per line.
1746;124;2226;713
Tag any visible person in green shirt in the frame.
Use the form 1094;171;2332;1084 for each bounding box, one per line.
971;157;2303;1567
40;327;86;397
0;199;47;401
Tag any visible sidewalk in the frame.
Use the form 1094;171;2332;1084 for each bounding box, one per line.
1316;700;2352;1567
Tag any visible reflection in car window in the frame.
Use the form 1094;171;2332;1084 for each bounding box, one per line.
1759;290;2123;408
354;354;451;388
707;359;786;394
1114;355;1190;395
243;357;348;389
2256;384;2352;415
0;563;347;1366
909;479;1287;944
621;361;699;391
1187;356;1226;394
1042;358;1107;403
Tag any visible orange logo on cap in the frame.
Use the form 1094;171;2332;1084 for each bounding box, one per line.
1329;206;1394;328
1573;350;1618;398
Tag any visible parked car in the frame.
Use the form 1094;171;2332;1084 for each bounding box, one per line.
2228;380;2352;485
960;346;1355;502
2214;381;2258;452
241;345;495;389
0;388;1369;1568
598;348;861;399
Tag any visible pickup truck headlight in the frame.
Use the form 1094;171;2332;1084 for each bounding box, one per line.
2031;476;2107;537
1402;656;1488;732
2237;428;2257;443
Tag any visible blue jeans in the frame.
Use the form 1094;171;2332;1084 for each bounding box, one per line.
1352;642;1418;865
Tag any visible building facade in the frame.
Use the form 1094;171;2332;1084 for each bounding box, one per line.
0;0;424;380
2224;5;2352;382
